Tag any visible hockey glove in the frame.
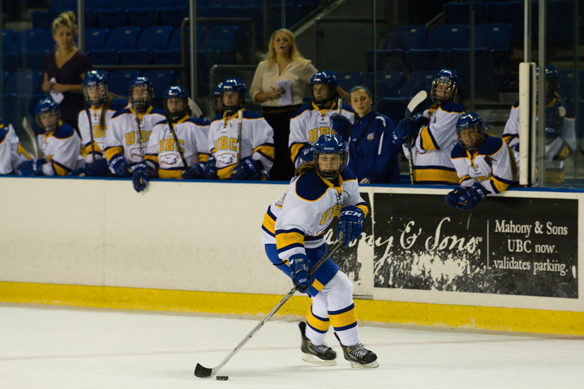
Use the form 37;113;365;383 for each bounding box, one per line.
456;182;487;211
392;118;417;146
337;205;365;248
298;145;315;164
413;114;430;129
181;162;206;179
444;185;466;208
17;159;44;176
230;157;261;180
81;158;110;177
132;162;154;193
545;104;564;134
109;154;132;177
331;114;352;141
289;253;313;293
204;156;218;179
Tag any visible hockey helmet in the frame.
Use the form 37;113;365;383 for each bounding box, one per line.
431;68;459;105
314;133;347;181
213;81;225;114
311;70;338;108
35;97;61;133
83;70;108;107
163;85;190;122
536;64;560;101
456;112;485;151
220;78;247;114
129;76;153;113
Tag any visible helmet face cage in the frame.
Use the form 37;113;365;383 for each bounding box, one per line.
221;78;247;115
456;113;485;151
83;71;108;107
431;69;459;105
311;71;338;108
313;134;346;181
129;77;153;113
163;85;189;121
35;99;61;133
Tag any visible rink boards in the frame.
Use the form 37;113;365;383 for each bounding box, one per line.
1;177;582;335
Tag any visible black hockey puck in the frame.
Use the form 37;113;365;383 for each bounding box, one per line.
216;376;229;381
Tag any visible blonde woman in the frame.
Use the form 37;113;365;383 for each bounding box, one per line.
42;11;92;131
250;29;317;181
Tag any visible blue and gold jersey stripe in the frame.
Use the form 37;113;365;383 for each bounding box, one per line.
276;228;305;254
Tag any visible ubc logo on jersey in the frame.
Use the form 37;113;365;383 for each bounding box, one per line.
159;154;179;166
129;147;144;161
308;127;332;143
216;152;235;167
320;204;342;225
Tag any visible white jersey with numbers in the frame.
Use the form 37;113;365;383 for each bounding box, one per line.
144;116;210;179
208;110;275;180
37;122;83;176
0;121;31;175
289;101;354;167
104;106;165;167
77;98;129;161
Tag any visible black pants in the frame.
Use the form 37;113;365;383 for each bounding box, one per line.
262;104;301;182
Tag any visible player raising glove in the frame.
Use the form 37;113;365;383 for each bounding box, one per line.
132;162;156;193
331;114;352;141
392;118;417;146
288;253;313;293
181;162;206;179
230;157;262;180
337;205;365;248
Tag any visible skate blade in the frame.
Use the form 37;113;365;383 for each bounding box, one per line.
301;353;337;366
349;360;379;369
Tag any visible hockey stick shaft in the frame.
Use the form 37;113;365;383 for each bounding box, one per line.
83;97;96;161
195;236;344;378
236;110;243;164
166;116;188;168
403;90;427;185
134;110;144;161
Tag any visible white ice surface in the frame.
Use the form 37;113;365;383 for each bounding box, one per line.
1;303;583;389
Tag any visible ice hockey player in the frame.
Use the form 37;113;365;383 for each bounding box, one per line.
0;120;31;175
132;85;210;193
289;70;354;168
104;76;166;178
73;70;129;176
212;81;224;116
392;68;464;185
445;112;516;210
18;97;82;176
205;78;274;180
502;64;576;187
261;133;378;368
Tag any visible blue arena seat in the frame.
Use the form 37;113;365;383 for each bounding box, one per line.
117;0;143;9
408;71;435;95
335;71;363;93
532;0;572;44
88;49;119;65
95;9;127;29
103;27;141;50
119;49;150;65
127;8;158;28
21;50;50;72
399;75;428;98
2;53;20;73
85;28;110;51
475;23;512;90
443;2;486;26
386;25;428;50
449;48;497;96
159;7;189;28
558;70;584;105
364;71;405;99
366;49;407;73
485;1;524;44
41;29;57;51
407;49;446;72
85;9;97;29
107;71;141;96
197;5;224;18
213;0;241;6
137;26;173;51
144;70;177;97
200;25;238;63
48;0;77;11
12;29;46;52
5;71;43;95
174;0;189;7
2;29;16;52
151;50;181;64
143;0;170;8
32;10;61;30
86;0;111;10
226;5;261;47
377;97;410;125
1;94;23;133
426;24;469;51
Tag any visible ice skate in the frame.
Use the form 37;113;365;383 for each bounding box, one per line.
298;322;336;366
334;333;378;368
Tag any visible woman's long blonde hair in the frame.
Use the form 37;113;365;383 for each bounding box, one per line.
266;29;305;66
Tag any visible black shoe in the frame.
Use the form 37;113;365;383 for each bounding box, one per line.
334;332;379;368
299;322;336;366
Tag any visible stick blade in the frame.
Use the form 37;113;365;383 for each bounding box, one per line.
194;363;214;378
406;90;428;117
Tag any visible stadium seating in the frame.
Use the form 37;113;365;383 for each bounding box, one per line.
385;25;428;51
1;94;23;132
86;0;111;11
48;0;77;11
408;71;435;95
485;1;524;44
364;71;405;99
366;49;407;73
88;49;119;65
427;24;469;51
399;75;428;98
119;49;150;65
532;0;572;44
2;72;9;85
31;10;61;30
11;29;46;52
443;2;486;25
5;71;43;95
2;53;20;74
103;27;141;50
197;6;224;18
2;29;16;51
117;0;143;9
475;23;512;89
200;25;238;63
377;97;410;126
449;48;497;97
95;9;127;29
159;7;189;28
407;49;446;73
144;70;177;97
85;28;110;51
21;50;50;72
335;72;363;93
558;70;584;105
127;8;158;28
107;71;141;96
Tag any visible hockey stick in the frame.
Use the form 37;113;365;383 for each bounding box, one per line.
166;115;189;168
236;109;243;164
337;97;342;115
194;234;344;378
83;96;97;162
134;109;145;162
404;90;427;185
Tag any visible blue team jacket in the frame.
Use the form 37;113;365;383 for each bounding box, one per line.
347;110;400;183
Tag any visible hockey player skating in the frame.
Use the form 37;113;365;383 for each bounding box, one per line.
104;76;165;178
289;70;354;168
502;64;576;187
261;133;378;368
0;120;31;175
445;112;516;210
132;85;210;193
73;70;129;176
18;97;82;176
205;78;274;180
392;68;464;185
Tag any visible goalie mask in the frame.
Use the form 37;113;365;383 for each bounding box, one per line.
456;112;485;151
314;133;347;181
311;70;338;109
129;76;153;113
35;97;61;133
431;68;459;105
221;78;247;115
83;70;108;107
163;85;190;122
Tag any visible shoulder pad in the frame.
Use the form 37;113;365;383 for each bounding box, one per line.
512;100;519;108
109;98;130;111
440;101;464;114
151;108;166;116
242;110;262;119
0;124;8;143
212;113;223;122
340;166;357;181
112;107;132;119
295;170;329;201
478;136;504;156
53;123;76;139
291;104;313;119
451;143;467;159
341;102;354;112
186;117;210;126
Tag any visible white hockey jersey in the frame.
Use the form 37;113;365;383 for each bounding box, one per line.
405;102;463;185
0;122;31;175
289;101;355;167
105;106;165;167
261;167;368;261
37;122;82;176
144;116;211;179
451;135;516;194
502;98;576;185
208;110;274;180
77;97;129;161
